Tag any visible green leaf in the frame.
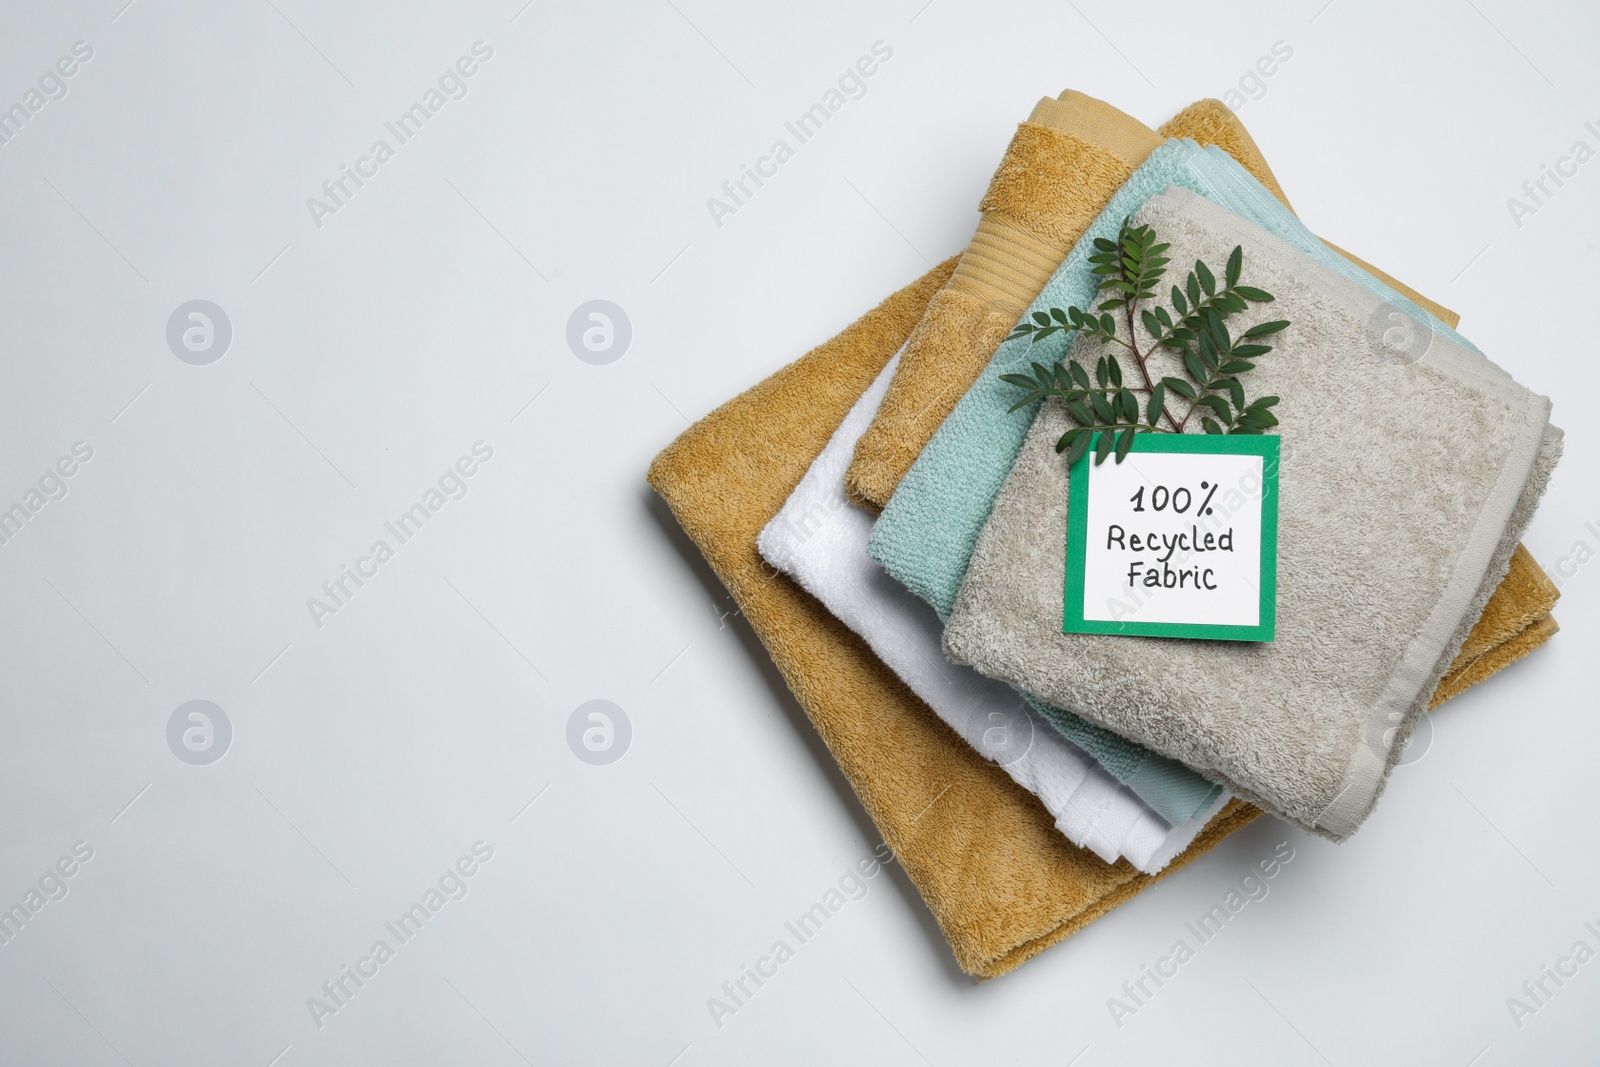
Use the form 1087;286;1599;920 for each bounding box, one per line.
1118;387;1138;421
1070;362;1092;390
1231;344;1272;358
1093;237;1117;252
1171;286;1188;315
1240;409;1279;428
1066;400;1093;426
1242;319;1289;338
1198;330;1218;367
1033;311;1050;326
1202;417;1223;435
1147;383;1165;425
1183;350;1205;383
1141;309;1162;337
1195;259;1216;296
1187;273;1201;307
1155;306;1173;330
1225;245;1242;288
1095;357;1108;389
1115;427;1135;462
1100;313;1116;336
1031;361;1051;384
1056;427;1081;453
1006;395;1042;413
1196;395;1231;420
1219;360;1255;375
1050;307;1069;325
999;373;1036;389
1221;377;1245;411
1067;430;1093;465
1253;395;1281;408
1161;376;1197;400
1090;391;1114;423
1108;356;1123;388
1234;286;1274;302
1094;431;1114;465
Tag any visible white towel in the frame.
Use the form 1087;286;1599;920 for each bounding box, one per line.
758;352;1227;874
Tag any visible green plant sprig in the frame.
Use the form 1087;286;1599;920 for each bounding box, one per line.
1002;217;1290;465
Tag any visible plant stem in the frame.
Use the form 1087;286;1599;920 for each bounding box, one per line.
1123;293;1182;432
1174;386;1225;434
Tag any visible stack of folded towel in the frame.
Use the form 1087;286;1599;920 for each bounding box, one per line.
649;92;1560;978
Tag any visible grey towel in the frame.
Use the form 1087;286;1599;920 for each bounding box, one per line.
942;186;1561;840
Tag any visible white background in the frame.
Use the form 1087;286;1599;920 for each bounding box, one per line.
0;0;1596;1064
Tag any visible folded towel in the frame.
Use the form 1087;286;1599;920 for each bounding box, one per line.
1435;609;1558;706
648;258;1261;979
844;91;1163;513
868;133;1562;821
1430;543;1560;705
759;350;1227;872
943;186;1560;839
1161;101;1562;681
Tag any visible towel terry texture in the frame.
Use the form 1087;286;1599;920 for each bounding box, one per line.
868;134;1560;811
1431;544;1559;706
843;91;1163;513
648;255;1261;979
942;186;1561;840
758;350;1227;873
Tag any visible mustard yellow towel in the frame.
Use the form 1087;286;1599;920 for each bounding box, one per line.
844;92;1162;513
648;258;1261;978
1432;544;1559;706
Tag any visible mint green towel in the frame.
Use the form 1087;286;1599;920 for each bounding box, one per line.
868;138;1480;826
